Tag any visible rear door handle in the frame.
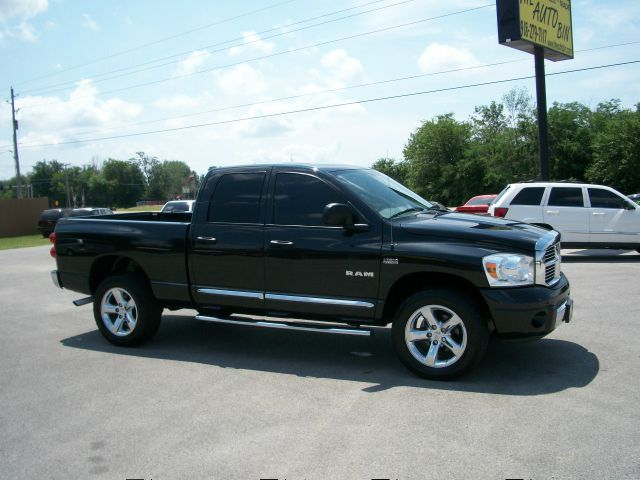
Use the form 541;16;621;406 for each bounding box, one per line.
592;212;606;216
270;240;294;247
196;236;217;243
545;210;559;215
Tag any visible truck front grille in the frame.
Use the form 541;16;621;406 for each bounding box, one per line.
543;243;561;286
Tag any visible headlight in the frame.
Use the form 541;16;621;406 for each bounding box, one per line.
482;253;534;287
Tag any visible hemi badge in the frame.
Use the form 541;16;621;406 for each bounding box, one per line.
383;257;398;265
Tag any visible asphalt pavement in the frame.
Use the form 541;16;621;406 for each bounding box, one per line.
0;245;638;479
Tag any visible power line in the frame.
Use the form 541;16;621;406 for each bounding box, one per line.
20;40;640;140
15;60;639;150
21;4;495;109
8;0;299;90
22;0;397;96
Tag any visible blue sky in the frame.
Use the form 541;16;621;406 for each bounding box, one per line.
0;0;639;180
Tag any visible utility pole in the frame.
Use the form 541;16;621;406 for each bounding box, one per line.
63;165;71;207
10;87;22;199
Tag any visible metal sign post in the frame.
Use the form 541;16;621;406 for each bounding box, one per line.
496;0;574;181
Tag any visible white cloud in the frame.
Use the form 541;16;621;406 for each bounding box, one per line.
152;94;200;110
215;64;267;96
228;31;274;57
321;49;364;83
0;0;48;22
81;13;100;31
16;80;142;146
175;50;210;77
0;0;48;41
418;43;481;74
248;142;341;164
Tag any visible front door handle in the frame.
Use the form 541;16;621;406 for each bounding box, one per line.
545;210;559;215
270;240;294;247
591;212;606;216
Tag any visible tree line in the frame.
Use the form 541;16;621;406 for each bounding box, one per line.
373;89;640;206
0;152;201;208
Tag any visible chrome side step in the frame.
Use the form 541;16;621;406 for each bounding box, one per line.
73;296;93;307
195;315;373;336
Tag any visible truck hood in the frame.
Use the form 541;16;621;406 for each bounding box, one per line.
397;212;554;252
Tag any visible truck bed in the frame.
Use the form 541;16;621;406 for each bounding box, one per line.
54;213;192;306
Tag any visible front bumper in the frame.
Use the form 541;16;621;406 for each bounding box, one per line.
480;273;572;339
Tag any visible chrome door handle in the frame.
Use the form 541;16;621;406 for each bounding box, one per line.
591;212;605;216
545;210;559;215
197;236;217;242
270;240;294;246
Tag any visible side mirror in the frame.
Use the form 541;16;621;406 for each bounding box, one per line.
323;203;354;226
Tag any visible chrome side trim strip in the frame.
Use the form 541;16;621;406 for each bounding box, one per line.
265;293;374;309
196;288;264;300
196;315;372;336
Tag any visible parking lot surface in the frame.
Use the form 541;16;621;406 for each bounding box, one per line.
1;246;639;479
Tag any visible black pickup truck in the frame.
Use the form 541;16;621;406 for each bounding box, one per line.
51;164;572;379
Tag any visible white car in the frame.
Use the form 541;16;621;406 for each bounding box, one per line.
160;199;195;213
488;182;640;252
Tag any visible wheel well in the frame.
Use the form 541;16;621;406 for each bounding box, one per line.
89;256;149;294
381;272;494;330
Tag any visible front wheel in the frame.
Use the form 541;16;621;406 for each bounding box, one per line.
93;274;162;346
392;289;489;380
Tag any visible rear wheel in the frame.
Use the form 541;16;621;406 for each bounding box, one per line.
93;274;162;346
392;289;489;380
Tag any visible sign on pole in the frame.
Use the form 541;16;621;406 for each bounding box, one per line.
497;0;573;62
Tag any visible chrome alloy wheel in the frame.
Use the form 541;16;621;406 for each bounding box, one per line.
404;304;468;368
100;287;138;337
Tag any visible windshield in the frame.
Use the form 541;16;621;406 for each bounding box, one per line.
334;169;432;219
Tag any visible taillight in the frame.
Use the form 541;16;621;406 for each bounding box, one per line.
49;232;57;258
493;207;509;218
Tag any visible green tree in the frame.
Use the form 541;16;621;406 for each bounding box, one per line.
586;108;640;194
30;160;66;205
403;113;472;206
146;160;192;200
372;157;409;185
102;159;145;208
548;101;594;181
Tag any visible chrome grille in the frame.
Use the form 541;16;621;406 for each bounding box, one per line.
543;243;561;286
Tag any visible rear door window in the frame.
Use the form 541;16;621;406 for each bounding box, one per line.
511;187;545;206
208;173;265;224
588;188;629;209
548;187;584;207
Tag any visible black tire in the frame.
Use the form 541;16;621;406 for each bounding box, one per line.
93;274;162;346
392;289;489;380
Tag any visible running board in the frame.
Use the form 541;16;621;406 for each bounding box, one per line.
195;315;373;336
73;296;93;307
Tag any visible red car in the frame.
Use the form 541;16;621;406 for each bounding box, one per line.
455;194;497;214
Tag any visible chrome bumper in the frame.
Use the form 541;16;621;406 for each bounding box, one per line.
51;270;63;289
556;298;573;325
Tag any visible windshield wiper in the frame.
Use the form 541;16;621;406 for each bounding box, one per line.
389;207;426;219
426;204;450;213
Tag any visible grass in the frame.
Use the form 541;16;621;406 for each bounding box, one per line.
116;205;163;212
0;234;50;250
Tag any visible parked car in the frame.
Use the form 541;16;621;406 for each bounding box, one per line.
455;194;497;214
628;193;640;204
51;164;572;380
37;208;71;237
489;182;640;252
38;208;113;237
161;200;195;213
68;208;114;217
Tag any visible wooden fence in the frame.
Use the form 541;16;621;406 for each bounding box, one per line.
0;198;49;237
